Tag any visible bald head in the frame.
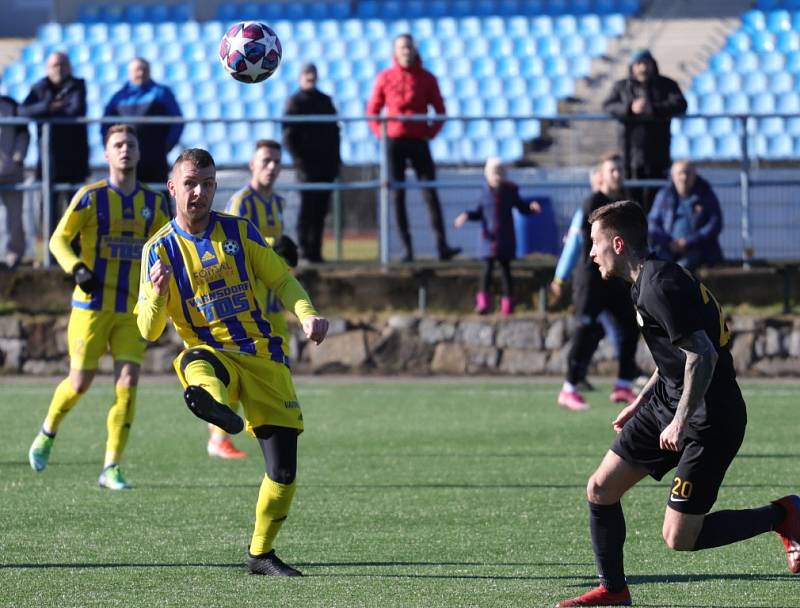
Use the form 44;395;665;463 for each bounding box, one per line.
670;160;697;198
46;52;71;86
127;58;151;86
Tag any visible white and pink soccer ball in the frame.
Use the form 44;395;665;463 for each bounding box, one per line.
219;21;282;83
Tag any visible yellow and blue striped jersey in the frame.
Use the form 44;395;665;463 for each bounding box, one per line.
225;186;285;245
49;179;170;313
138;211;317;366
225;185;286;314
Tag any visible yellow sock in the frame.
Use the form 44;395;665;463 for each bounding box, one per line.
209;402;241;441
43;378;82;433
183;359;229;404
105;385;136;467
250;475;296;555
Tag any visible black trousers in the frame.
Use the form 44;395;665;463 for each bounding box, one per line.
297;187;331;263
388;138;448;255
566;269;640;384
480;257;513;297
626;164;667;215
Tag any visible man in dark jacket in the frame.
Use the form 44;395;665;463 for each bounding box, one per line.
20;52;89;249
602;49;687;212
648;160;724;271
282;63;340;264
0;91;30;268
366;33;460;262
102;58;184;185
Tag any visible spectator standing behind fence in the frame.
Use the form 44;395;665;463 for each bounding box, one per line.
367;33;461;262
454;158;540;316
554;153;641;412
102;58;183;186
602;49;687;212
282;63;340;264
0;90;30;269
648;160;724;271
19;52;89;250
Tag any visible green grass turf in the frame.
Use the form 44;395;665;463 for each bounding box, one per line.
1;380;798;607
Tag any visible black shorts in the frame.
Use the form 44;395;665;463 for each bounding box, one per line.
611;394;746;515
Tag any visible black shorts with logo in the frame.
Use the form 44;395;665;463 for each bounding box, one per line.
611;391;747;515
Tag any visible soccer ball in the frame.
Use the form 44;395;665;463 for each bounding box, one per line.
219;21;282;84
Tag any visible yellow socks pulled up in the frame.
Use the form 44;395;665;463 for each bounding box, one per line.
250;475;296;555
43;378;82;434
104;385;137;467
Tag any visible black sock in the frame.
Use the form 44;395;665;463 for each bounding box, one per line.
693;504;784;550
589;501;627;592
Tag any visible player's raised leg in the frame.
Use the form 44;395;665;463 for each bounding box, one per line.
29;367;94;472
177;348;244;435
247;425;301;576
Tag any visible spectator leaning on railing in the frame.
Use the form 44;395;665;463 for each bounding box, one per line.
367;33;460;262
0;88;30;269
19;51;89;248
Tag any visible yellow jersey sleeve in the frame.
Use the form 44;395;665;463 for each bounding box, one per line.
49;186;94;274
135;235;170;342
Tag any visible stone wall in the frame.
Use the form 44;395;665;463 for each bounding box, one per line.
1;312;798;378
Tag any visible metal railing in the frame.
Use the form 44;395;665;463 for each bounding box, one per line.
0;111;796;267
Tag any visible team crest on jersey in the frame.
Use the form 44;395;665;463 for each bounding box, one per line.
222;239;240;255
140;206;153;220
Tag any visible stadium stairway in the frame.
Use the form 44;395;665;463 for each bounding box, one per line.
531;0;750;167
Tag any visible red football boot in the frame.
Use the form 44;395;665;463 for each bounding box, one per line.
555;585;632;607
772;494;800;573
609;386;637;405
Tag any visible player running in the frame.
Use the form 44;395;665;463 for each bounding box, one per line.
136;148;328;576
555;200;799;607
28;125;171;489
204;139;298;459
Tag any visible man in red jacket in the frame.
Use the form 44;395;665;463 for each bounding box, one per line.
367;34;460;262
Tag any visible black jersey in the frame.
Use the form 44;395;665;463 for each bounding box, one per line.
631;256;741;430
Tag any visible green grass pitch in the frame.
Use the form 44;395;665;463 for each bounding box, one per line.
1;379;798;607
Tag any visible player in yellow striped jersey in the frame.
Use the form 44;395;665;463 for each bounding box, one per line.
207;139;299;459
136;148;328;576
27;125;171;490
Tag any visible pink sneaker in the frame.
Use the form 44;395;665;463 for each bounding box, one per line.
558;389;589;411
610;386;637;405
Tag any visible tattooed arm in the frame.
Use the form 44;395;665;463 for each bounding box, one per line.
659;330;718;451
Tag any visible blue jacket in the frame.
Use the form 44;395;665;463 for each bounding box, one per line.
648;175;723;268
102;80;183;182
463;181;533;260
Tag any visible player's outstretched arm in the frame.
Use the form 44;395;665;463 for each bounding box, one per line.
660;330;718;451
136;259;171;342
302;316;329;345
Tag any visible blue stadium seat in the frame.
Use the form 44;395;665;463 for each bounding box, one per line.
709;52;734;73
530;16;553;37
495;56;520;78
509;96;534;115
194;81;217;104
578;15;602;35
544;56;569;77
428;0;449;18
716;72;742;95
776;31;800;54
715;134;741;159
37;23;62;44
741;10;767;31
768;134;794;158
757;116;784;136
465;37;490;59
472;57;495;78
751;91;776;113
442;119;464;139
486;98;509;117
434;17;458;38
504;77;527;98
21;44;45;65
690;135;715;159
555;15;578;36
561;35;587;57
586;33;608;56
490;37;515;58
784;50;800;72
601;14;626;37
78;5;102;22
462;98;484;117
776;91;800;113
552;75;574;97
148;5;171;23
63;23;86;44
708;116;735;136
786;116;800;135
537;37;561;57
447;57;471;79
100;4;124;22
481;76;503;97
417;38;443;60
527;76;551;96
204;122;227;144
743;72;769;94
123;5;148;23
752;30;777;53
294;21;315;40
210;142;234;165
725;91;750;114
513;36;536;57
534;97;557;117
726;31;751;54
766;9;792;32
692;72;716;95
86;23;108;44
770;72;794;93
697;92;722;115
132;23;154;42
506;16;529;37
3;63;25;85
430;138;451;161
517;119;541;139
736;52;760;73
681;117;707;137
96;62;119;84
499;139;523;162
180;102;198;120
493;119;515;138
228;121;250;143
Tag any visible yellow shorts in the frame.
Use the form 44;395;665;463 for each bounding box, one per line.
68;308;147;370
173;345;303;436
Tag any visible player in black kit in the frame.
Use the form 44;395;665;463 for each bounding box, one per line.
555;200;800;607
